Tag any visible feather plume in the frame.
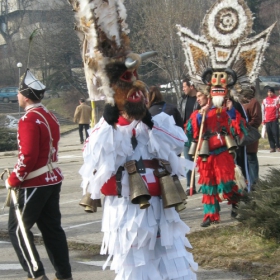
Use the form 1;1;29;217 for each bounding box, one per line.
27;28;40;67
69;0;130;103
234;165;247;190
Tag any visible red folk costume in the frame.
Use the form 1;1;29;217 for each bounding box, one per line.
187;107;244;222
8;104;63;188
177;0;275;226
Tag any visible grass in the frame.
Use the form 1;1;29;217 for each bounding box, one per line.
42;97;75;120
188;224;280;279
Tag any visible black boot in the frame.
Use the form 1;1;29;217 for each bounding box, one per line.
200;217;211;227
231;203;238;218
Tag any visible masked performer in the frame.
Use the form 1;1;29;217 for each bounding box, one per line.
177;0;275;226
186;82;245;227
68;1;197;279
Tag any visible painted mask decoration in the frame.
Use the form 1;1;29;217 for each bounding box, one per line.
177;0;276;101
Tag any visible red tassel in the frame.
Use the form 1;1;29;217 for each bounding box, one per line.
197;151;235;185
203;213;220;222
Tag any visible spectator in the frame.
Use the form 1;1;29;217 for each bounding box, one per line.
241;86;262;188
261;87;280;152
178;78;200;195
73;98;92;144
147;86;184;129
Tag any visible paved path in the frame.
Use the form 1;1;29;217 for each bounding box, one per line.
0;130;279;279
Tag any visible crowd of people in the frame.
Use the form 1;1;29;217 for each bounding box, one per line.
4;0;279;278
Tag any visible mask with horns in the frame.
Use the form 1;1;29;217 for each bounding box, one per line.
68;0;157;121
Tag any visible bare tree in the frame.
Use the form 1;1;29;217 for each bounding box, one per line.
0;0;35;84
0;0;82;92
126;0;214;99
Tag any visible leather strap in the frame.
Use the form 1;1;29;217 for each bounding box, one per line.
142;159;160;170
115;166;124;198
25;162;58;180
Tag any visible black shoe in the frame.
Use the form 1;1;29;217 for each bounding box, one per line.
81;140;84;144
200;217;211;227
231;210;238;218
186;188;197;196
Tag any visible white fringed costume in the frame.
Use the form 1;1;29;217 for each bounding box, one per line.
79;112;198;280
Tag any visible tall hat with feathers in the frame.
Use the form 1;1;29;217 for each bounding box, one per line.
19;29;46;101
68;0;156;108
176;0;276;101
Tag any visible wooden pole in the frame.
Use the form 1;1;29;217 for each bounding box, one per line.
91;101;96;128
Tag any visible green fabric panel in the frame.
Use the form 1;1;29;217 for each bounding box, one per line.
185;120;193;147
240;122;248;135
210;146;227;155
203;201;220;214
200;184;218;195
217;181;235;193
200;181;238;194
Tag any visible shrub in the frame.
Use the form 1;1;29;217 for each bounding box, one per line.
238;168;280;241
0;127;17;152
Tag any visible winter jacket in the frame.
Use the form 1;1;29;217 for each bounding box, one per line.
8;104;63;188
243;98;262;153
73;103;92;124
149;101;184;129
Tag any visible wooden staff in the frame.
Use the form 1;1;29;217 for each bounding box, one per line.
189;108;207;196
91;100;96;128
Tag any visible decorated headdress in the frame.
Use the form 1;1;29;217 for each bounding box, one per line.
19;29;46;101
176;0;276;101
68;0;156;109
19;69;46;100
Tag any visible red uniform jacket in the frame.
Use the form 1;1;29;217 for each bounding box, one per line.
8;104;63;188
262;95;279;123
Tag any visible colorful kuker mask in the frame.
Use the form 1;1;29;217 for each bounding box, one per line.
68;0;156;120
177;0;276;102
201;68;237;99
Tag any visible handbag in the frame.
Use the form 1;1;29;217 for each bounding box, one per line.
235;123;261;146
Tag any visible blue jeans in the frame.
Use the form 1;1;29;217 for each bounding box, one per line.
247;153;259;185
184;146;195;189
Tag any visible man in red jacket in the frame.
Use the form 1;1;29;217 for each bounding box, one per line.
5;69;72;280
261;87;280;152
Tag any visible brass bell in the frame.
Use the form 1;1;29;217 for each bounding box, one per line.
159;175;183;208
128;172;151;209
188;141;197;157
199;139;209;162
79;193;100;213
173;175;187;200
225;134;237;153
173;176;187;212
124;160;151;209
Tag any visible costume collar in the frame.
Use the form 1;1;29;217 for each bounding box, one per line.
25;103;43;112
118;116;132;126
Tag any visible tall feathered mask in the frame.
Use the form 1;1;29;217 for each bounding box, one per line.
68;0;157;111
176;0;276;101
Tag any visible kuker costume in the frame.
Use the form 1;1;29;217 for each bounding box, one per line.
68;0;197;279
177;0;275;226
